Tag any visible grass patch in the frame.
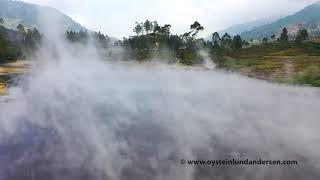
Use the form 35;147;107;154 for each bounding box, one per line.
219;57;240;71
215;41;320;87
279;65;320;87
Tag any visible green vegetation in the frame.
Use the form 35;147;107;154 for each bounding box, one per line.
295;29;309;44
281;65;320;87
240;2;320;40
215;39;320;87
0;23;41;63
19;25;42;54
280;28;289;43
0;13;319;88
0;33;20;62
120;20;205;64
62;20;320;87
0;0;82;31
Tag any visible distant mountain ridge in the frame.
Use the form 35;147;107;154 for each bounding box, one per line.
240;1;320;40
219;15;284;36
0;0;83;31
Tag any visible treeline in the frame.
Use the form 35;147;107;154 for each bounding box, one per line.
62;20;317;65
63;21;206;64
122;20;206;64
66;30;111;48
0;17;20;62
210;27;314;66
16;24;42;54
0;31;19;61
0;18;42;62
0;17;317;65
259;28;309;45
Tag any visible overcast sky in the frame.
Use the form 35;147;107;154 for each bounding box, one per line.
23;0;319;38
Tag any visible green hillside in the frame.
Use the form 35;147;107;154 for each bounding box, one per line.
0;0;83;31
241;2;320;40
219;15;283;36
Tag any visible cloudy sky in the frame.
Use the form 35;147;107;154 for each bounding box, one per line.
23;0;319;38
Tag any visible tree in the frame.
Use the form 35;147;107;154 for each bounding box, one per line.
250;38;254;45
190;21;204;38
182;32;191;42
270;34;276;42
280;27;289;43
221;33;232;48
211;32;221;48
299;29;309;40
24;27;42;51
0;18;4;24
161;24;171;36
66;29;89;43
153;21;161;34
143;20;153;35
0;33;20;61
232;35;243;49
133;22;144;35
17;24;25;34
295;29;309;44
262;37;268;44
152;22;171;36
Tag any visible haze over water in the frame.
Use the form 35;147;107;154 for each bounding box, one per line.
1;48;320;179
0;1;320;180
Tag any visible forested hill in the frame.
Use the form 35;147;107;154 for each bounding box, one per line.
0;0;83;31
240;1;320;40
218;15;283;37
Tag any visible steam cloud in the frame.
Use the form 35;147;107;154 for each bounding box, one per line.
0;11;320;180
